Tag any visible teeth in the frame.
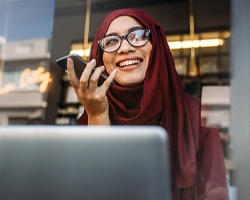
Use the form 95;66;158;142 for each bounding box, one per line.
119;60;141;67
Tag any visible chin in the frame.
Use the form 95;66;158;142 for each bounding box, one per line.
116;78;144;87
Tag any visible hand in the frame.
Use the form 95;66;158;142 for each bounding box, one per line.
66;58;117;125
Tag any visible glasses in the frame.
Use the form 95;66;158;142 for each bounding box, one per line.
98;28;151;53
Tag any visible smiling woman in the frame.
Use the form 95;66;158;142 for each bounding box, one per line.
66;8;228;200
101;17;152;86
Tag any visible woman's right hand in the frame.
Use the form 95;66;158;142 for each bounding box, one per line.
66;58;117;125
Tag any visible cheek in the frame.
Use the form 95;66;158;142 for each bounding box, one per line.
103;54;115;74
146;43;152;59
144;44;152;68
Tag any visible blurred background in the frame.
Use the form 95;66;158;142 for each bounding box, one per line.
0;0;249;199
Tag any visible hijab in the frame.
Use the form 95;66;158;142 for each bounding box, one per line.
78;8;201;198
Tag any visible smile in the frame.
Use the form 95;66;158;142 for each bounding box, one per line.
117;59;142;68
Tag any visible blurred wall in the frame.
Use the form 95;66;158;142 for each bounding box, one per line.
230;0;250;199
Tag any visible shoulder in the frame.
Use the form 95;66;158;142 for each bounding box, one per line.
199;126;221;149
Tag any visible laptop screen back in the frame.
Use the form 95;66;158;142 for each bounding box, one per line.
0;125;171;200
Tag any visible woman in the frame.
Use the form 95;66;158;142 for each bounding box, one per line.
67;8;228;200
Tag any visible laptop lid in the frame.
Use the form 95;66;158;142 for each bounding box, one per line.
0;125;171;200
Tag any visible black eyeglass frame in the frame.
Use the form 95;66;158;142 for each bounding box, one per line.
98;28;151;53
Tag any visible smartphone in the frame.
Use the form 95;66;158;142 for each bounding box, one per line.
56;53;109;86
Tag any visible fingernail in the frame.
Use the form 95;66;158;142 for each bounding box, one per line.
89;59;96;65
110;68;117;77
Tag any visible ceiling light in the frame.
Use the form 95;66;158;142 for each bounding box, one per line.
168;39;224;49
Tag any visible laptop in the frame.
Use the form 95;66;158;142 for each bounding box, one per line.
0;125;171;200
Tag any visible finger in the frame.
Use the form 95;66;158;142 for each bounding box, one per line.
78;59;97;93
102;68;117;89
67;58;79;87
80;59;96;83
88;65;105;90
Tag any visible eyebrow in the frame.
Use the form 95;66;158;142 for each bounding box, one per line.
105;26;144;37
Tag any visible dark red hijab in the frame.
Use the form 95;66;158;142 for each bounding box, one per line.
78;8;200;196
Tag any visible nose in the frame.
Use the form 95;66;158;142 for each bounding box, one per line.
117;38;135;54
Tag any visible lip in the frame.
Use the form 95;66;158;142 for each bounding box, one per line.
116;57;143;70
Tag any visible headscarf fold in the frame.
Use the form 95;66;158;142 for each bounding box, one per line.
78;8;201;198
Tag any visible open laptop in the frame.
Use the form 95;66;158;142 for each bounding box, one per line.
0;125;171;200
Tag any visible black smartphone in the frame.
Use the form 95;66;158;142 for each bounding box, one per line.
56;53;108;86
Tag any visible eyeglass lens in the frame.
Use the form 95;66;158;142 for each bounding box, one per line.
99;29;150;53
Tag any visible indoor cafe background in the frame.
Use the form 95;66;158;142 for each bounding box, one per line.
0;0;249;199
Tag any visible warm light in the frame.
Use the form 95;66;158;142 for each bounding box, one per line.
0;66;52;95
0;83;15;95
70;48;90;58
19;66;52;93
168;39;224;49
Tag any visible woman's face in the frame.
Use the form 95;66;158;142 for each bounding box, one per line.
102;16;152;87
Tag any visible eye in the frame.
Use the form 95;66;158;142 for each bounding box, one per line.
128;29;145;41
128;31;137;40
104;36;120;47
